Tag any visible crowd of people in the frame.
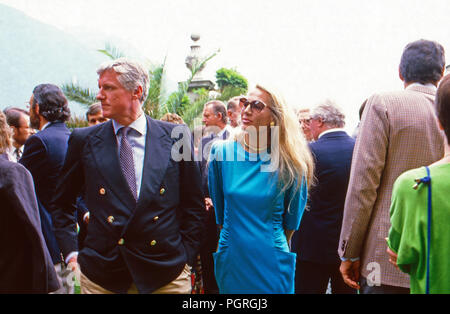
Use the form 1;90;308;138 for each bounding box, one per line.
0;38;449;294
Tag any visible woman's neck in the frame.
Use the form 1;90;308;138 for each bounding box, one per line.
243;132;271;153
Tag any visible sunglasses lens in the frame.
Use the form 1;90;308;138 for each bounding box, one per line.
251;101;265;112
241;98;267;112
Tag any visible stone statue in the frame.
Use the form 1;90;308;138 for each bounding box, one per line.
185;33;205;81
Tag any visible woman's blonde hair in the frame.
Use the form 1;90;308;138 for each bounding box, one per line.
0;111;12;154
160;112;185;125
232;84;314;198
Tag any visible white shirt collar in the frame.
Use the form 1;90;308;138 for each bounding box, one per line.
408;82;437;92
218;124;232;137
41;122;51;130
112;113;147;136
318;128;346;139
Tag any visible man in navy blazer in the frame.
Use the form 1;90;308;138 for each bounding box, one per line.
51;58;205;294
20;84;71;278
291;100;356;294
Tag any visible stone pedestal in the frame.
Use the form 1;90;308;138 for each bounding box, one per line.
184;34;215;103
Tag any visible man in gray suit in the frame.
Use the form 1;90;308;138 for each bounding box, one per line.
339;39;445;293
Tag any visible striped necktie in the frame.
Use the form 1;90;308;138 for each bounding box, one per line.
14;148;22;161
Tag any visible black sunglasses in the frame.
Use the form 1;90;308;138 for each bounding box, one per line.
239;97;268;113
300;118;311;124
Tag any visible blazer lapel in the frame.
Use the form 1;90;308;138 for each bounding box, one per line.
136;116;172;209
89;121;136;209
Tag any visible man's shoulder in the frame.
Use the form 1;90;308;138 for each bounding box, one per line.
311;132;354;148
71;121;110;138
35;123;70;144
201;132;216;144
368;87;432;107
150;117;189;138
0;158;31;182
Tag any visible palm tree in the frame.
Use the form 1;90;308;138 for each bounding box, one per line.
62;43;217;123
61;83;97;106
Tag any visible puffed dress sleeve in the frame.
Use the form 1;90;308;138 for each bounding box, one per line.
283;176;308;231
387;170;422;275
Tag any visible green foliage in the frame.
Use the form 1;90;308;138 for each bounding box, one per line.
97;42;125;60
216;85;247;102
163;51;219;117
62;42;249;129
143;61;165;119
61;83;97;107
66;114;88;131
216;67;248;91
163;91;190;116
182;88;210;129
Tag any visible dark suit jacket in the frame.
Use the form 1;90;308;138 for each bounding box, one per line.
292;131;355;265
51;117;205;294
19;122;71;264
0;159;60;293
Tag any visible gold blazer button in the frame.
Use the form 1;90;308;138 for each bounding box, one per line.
107;216;115;224
153;216;159;222
160;188;165;195
150;240;157;246
99;188;106;195
118;238;125;245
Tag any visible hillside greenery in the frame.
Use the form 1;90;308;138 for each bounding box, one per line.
63;44;248;129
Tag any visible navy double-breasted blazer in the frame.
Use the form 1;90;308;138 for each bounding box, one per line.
51;116;205;293
292;131;355;264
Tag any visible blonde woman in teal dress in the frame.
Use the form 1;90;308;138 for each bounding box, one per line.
387;74;450;294
208;84;314;293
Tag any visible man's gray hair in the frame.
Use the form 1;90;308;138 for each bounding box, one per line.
97;58;149;103
86;102;102;121
310;99;346;128
205;100;227;124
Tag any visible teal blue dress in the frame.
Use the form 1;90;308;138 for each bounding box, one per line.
208;140;307;294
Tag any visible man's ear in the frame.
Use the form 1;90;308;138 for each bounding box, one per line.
437;117;444;131
133;86;143;100
34;103;40;116
11;125;19;135
317;117;325;127
398;67;405;82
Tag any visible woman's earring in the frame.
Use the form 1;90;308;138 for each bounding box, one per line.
270;121;275;127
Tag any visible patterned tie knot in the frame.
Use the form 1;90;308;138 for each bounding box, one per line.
119;126;131;137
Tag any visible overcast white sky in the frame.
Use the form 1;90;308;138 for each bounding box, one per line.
2;0;450;131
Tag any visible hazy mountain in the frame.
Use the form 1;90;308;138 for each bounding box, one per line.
0;4;109;116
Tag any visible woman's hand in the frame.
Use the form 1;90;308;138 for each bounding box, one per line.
387;246;399;269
